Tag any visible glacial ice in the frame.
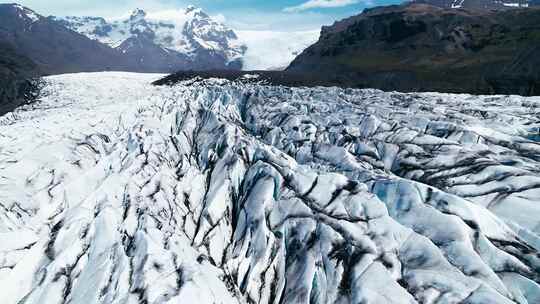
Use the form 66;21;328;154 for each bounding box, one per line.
0;72;539;303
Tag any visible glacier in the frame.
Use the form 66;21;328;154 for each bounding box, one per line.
0;72;539;303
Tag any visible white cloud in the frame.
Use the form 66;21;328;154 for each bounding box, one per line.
284;0;362;13
212;13;227;24
144;9;188;21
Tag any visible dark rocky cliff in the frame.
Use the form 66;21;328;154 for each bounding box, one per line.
0;42;40;116
287;4;540;95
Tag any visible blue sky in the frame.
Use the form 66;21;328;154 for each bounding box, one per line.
7;0;402;30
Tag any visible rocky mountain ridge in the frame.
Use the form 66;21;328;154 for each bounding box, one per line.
286;3;540;95
413;0;536;9
0;3;130;74
0;3;247;75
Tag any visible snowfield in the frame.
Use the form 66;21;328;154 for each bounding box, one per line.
0;72;539;304
237;30;320;70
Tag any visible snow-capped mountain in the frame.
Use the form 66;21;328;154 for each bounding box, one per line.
53;7;320;71
4;3;40;22
1;3;249;75
0;72;539;303
54;6;246;70
0;3;135;74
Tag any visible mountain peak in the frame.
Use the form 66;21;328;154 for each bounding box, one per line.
54;5;246;70
129;8;146;20
1;3;40;22
184;5;207;17
185;5;197;14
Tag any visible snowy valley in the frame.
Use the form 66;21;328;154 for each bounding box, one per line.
0;72;539;303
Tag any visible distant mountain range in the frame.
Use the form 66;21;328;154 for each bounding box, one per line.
52;6;246;71
53;8;319;72
0;4;247;74
0;3;317;76
0;3;129;74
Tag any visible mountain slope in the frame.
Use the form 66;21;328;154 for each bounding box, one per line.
0;4;130;74
54;7;245;71
0;72;539;303
287;4;540;95
0;42;40;116
0;4;247;74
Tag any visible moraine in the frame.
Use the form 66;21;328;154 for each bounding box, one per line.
0;72;539;303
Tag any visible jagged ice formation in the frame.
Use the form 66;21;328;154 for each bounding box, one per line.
0;73;539;303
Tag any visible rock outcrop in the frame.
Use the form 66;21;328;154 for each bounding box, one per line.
0;42;40;116
287;4;540;95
